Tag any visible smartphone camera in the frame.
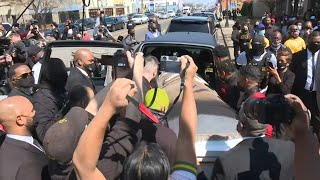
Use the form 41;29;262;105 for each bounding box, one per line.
160;55;181;73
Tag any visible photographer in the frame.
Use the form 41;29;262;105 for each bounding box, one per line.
51;22;60;40
5;33;28;64
212;93;295;180
267;48;295;95
95;25;115;42
26;21;46;43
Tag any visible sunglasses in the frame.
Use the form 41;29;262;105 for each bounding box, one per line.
15;72;33;80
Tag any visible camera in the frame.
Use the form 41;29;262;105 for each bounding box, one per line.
243;94;295;125
160;55;181;73
100;50;128;67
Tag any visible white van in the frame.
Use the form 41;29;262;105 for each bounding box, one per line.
182;6;191;15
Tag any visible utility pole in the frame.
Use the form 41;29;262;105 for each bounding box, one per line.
166;0;167;12
141;0;144;13
225;0;229;27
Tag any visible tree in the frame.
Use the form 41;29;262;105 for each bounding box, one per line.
259;0;278;13
11;0;64;25
0;1;11;7
240;1;253;17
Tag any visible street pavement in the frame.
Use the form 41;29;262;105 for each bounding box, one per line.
87;18;172;42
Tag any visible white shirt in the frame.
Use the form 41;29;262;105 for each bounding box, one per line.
76;67;89;77
6;134;44;153
32;61;42;84
236;51;278;68
305;49;319;91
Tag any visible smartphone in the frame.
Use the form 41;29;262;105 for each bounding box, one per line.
268;61;274;68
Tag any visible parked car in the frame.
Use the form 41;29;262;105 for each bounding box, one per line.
132;14;148;25
166;16;220;35
159;12;169;19
167;10;176;17
127;13;136;19
104;16;125;32
120;15;128;23
74;18;95;30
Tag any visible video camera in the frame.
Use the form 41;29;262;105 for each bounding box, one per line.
243;94;295;125
160;55;181;73
101;49;129;67
0;38;11;55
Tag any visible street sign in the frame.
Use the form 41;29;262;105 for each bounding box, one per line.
150;3;154;7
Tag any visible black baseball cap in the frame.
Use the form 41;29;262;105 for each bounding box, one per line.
43;107;90;164
27;45;42;57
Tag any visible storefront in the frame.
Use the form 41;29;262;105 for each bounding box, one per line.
89;9;100;18
115;7;125;15
104;8;114;16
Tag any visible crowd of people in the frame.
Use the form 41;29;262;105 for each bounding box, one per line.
0;10;320;180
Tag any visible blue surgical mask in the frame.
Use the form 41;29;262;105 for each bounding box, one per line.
258;30;266;36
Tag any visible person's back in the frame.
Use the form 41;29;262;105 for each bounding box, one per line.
33;58;68;142
213;137;294;180
212;94;295;180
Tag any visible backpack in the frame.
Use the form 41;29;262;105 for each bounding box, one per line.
245;50;273;89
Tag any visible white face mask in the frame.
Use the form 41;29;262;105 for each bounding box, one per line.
297;25;302;31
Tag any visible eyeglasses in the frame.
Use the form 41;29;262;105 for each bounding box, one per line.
15;72;33;80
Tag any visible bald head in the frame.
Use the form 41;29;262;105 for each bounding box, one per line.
0;96;35;135
74;49;95;69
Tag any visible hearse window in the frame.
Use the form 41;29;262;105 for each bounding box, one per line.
167;21;209;33
142;46;213;81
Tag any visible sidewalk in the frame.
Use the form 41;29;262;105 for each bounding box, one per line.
216;19;235;60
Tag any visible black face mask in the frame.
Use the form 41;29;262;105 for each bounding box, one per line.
84;63;96;74
252;44;265;56
16;75;35;88
277;63;287;71
308;43;320;54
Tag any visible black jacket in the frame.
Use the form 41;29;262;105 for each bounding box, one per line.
289;49;319;114
216;74;240;111
33;87;67;143
65;67;96;93
0;136;50;180
126;20;136;30
8;88;33;102
267;69;295;95
212;137;295;180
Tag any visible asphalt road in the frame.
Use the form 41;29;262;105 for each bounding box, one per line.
87;18;172;42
